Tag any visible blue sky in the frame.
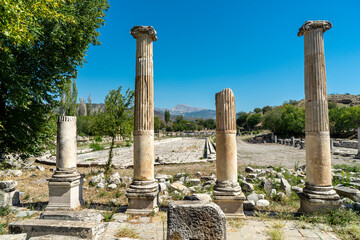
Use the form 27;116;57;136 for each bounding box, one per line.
76;0;360;112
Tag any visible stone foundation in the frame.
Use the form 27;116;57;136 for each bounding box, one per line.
213;181;245;218
125;180;158;215
298;184;341;213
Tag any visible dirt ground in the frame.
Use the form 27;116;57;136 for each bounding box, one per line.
237;138;359;169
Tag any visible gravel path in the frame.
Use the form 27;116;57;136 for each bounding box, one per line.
77;137;205;167
237;138;358;169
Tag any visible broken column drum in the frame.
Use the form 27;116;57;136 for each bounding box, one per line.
297;20;341;212
213;88;245;218
126;26;159;215
47;116;82;210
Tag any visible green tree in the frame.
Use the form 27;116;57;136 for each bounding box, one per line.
329;106;360;137
60;80;78;116
236;112;248;128
77;115;96;136
94;87;134;174
203;119;216;129
262;105;272;114
164;110;171;124
246;113;262;129
278;105;305;137
87;94;93;116
154;116;161;133
254;108;262;113
0;0;109;155
263;106;282;133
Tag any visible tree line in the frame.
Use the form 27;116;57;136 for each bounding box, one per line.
237;100;360;138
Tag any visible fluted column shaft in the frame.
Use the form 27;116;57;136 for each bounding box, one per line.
215;88;237;183
303;28;331;187
213;88;244;218
126;26;158;215
297;20;340;213
133;30;156;181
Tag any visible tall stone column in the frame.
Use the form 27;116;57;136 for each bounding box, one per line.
297;21;340;212
47;116;82;210
213;88;245;218
355;127;360;158
126;26;158;215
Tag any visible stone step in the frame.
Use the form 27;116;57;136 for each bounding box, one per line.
40;211;103;222
0;233;27;240
29;235;82;240
9;219;107;240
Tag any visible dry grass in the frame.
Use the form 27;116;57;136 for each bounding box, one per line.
267;221;285;240
115;225;139;238
228;218;245;229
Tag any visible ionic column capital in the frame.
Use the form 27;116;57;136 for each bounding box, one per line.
130;26;157;41
298;20;332;37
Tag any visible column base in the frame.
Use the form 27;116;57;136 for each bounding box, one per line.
297;184;341;213
47;171;82;210
125;180;159;215
213;181;245;218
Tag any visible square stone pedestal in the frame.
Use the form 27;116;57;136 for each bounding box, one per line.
47;179;82;210
214;194;245;219
298;192;341;213
126;195;158;215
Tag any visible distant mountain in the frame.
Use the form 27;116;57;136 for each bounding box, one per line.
155;104;216;120
82;103;215;120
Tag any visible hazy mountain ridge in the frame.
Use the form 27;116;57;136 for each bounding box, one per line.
155;104;216;119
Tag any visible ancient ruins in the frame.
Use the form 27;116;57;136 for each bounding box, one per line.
47;116;83;210
125;26;159;215
297;20;341;212
1;22;359;239
213;88;245;217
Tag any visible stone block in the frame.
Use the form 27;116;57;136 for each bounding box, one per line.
214;194;245;218
0;191;20;207
0;234;27;240
243;200;255;211
167;201;226;240
256;199;269;207
9;219;107;240
334;185;360;202
47;179;81;210
183;194;211;203
29;235;82;239
40;211;103;223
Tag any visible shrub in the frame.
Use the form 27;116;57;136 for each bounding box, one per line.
94;136;103;142
90;143;104;151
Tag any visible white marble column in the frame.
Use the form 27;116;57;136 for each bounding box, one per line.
126;26;158;215
213;88;245;218
297;20;340;212
356;127;360;158
47;116;82;210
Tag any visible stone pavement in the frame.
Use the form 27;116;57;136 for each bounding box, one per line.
36;138;206;168
104;213;340;240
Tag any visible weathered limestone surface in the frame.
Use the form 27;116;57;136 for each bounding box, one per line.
167;201;226;240
297;20;340;212
126;26;158;215
214;88;245;218
0;180;20;207
47;116;82;210
40;211;103;223
0;233;27;240
334;185;360;202
9;220;107;240
356;127;360;158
